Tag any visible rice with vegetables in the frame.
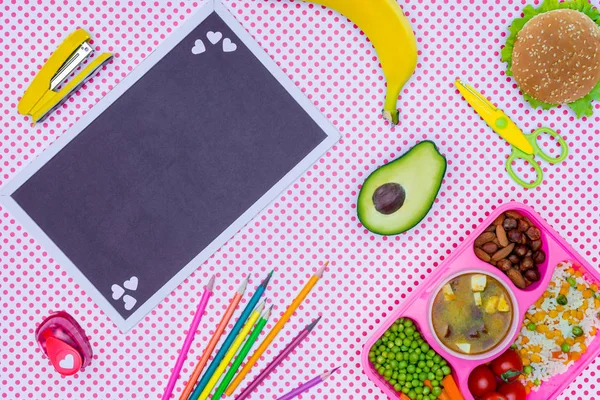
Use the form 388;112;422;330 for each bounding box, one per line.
514;260;600;391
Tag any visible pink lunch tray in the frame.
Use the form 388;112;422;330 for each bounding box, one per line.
361;201;600;400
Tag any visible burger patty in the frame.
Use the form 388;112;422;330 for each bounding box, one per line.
512;9;600;104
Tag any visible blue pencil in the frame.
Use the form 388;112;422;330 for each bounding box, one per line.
187;270;273;400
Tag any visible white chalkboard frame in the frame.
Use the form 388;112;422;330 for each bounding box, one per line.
0;0;339;332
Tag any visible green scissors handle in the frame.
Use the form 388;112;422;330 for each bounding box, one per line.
506;127;569;189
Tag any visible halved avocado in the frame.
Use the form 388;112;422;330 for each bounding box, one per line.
357;141;446;235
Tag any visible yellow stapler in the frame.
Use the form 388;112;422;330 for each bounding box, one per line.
18;29;113;125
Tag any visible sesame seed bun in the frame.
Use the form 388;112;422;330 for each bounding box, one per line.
512;9;600;104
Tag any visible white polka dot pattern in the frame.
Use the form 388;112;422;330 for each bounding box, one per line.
1;0;599;399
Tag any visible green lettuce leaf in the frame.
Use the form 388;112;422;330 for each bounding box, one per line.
501;0;600;117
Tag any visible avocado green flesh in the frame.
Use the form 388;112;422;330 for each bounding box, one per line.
357;141;446;235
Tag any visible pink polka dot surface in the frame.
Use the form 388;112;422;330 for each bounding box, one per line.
0;0;599;399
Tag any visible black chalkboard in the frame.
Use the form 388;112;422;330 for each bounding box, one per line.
7;4;337;330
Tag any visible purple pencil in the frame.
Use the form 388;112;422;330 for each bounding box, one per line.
276;367;339;400
235;316;322;400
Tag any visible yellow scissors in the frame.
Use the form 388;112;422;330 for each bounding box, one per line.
455;79;569;189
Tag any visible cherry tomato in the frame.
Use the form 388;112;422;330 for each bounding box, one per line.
498;381;527;400
468;365;497;397
491;349;523;383
482;393;509;400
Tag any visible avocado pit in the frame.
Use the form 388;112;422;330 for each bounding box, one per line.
372;182;405;215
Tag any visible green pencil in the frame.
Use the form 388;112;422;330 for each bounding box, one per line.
212;305;273;400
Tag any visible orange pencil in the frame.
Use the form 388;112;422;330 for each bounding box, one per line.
225;261;328;396
178;275;249;400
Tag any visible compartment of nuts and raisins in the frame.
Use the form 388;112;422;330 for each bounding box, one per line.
473;210;547;290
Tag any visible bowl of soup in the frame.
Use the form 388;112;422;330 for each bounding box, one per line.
428;270;519;360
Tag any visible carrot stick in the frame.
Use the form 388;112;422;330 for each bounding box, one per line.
400;394;411;400
441;374;465;400
424;379;433;389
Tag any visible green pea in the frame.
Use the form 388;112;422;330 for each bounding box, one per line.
417;361;426;368
377;366;385;375
420;343;430;352
427;349;436;358
427;372;435;381
396;353;404;361
405;382;412;389
409;353;420;364
432;386;442;396
431;380;439;387
394;338;403;346
408;390;416;399
403;353;410;361
410;341;419;349
379;345;386;352
412;379;420;388
433;355;441;363
527;322;536;331
390;324;398;332
573;326;584;337
419;353;426;361
418;372;428;381
422;386;431;395
405;327;415;336
567;277;577;287
510;343;517;350
402;386;410;394
403;338;412;346
440;359;447;366
387;352;396;360
406;374;413;382
392;346;401;353
426;360;434;368
415;386;423;394
415;367;422;374
404;319;414;328
435;369;444;378
561;342;571;353
422;366;430;373
534;378;541;386
389;379;397;385
407;365;416;373
524;365;532;374
442;366;451;375
398;361;407;369
557;294;568;305
398;373;407;382
401;345;409;352
394;383;402;392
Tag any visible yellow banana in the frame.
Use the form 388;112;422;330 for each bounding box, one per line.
303;0;417;125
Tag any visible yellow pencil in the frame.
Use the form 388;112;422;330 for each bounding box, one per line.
225;261;328;396
196;301;266;400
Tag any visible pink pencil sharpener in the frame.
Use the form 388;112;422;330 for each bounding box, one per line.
35;311;93;376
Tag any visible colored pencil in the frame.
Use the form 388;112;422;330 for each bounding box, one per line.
188;270;273;400
225;262;328;396
195;302;267;400
276;367;339;400
161;276;215;400
178;276;249;400
235;316;322;400
212;305;273;400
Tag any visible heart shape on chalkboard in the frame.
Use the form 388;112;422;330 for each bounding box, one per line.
123;276;138;291
111;284;125;300
207;31;222;45
191;39;206;55
59;354;75;369
123;295;137;311
222;38;237;53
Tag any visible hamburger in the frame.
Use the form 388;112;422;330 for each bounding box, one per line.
502;0;600;117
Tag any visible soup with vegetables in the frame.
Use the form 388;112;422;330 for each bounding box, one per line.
431;273;513;355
